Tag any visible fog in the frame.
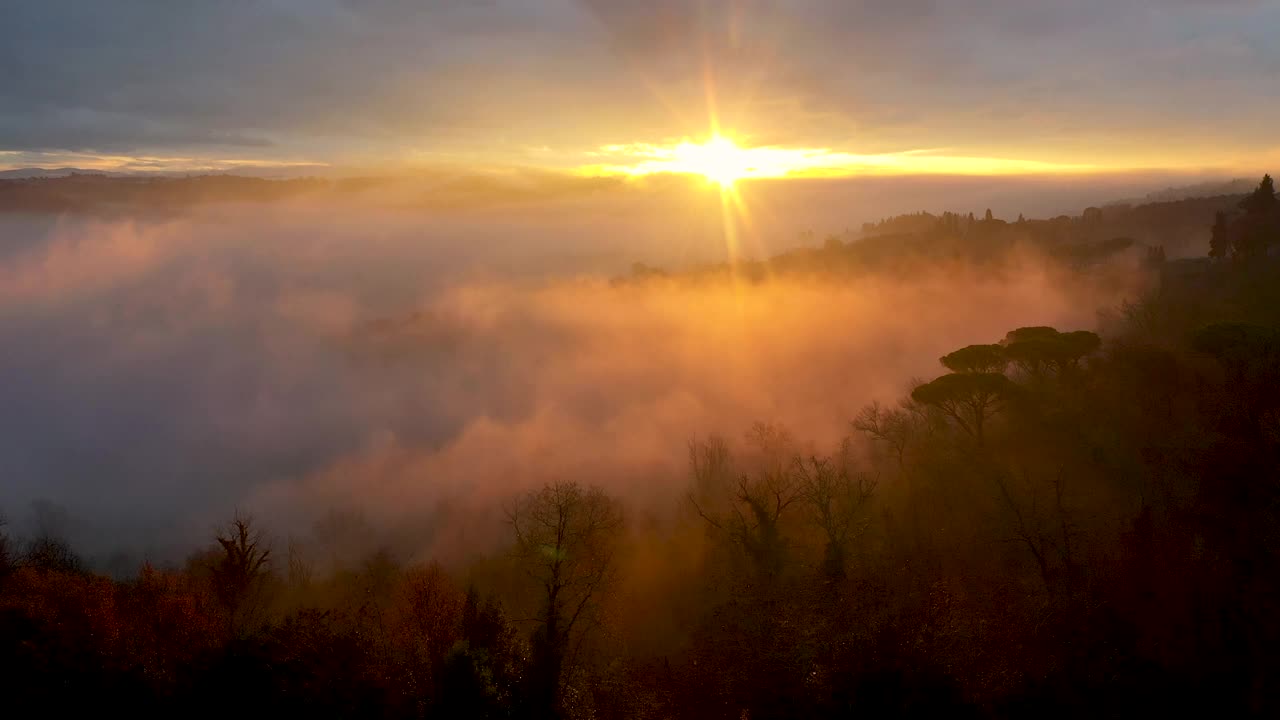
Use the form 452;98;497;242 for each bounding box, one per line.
0;192;1148;566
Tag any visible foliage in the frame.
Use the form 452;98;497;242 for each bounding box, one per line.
940;343;1009;374
911;371;1017;444
1001;326;1101;376
1202;175;1280;261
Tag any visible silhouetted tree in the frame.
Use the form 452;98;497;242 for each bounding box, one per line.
21;534;85;575
940;344;1008;374
285;537;314;590
1057;330;1103;370
690;429;803;581
795;453;875;581
1210;211;1231;260
1230;175;1280;260
1231;218;1267;260
1190;323;1280;432
205;514;273;641
1239;174;1277;216
457;586;521;706
991;468;1080;594
0;514;12;581
1002;327;1100;377
394;562;463;700
436;642;504;718
508;481;623;719
853;401;928;469
911;372;1016;445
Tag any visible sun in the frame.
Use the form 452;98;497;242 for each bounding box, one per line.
579;133;840;186
670;135;756;188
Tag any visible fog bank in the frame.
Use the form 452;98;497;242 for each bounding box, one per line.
0;202;1147;564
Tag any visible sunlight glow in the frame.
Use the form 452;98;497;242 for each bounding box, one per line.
669;135;761;187
585;134;845;187
577;139;1101;183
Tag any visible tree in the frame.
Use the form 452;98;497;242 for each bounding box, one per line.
1058;330;1103;370
433;587;520;717
285;537;314;590
1231;175;1280;260
1190;322;1280;401
206;514;273;641
686;430;814;719
911;372;1016;445
1230;214;1271;260
436;643;504;718
1210;211;1231;260
21;535;85;575
690;430;803;581
1239;174;1277;216
940;344;1008;374
0;513;11;581
507;481;622;719
795;453;875;581
991;468;1079;595
853;401;928;469
1003;326;1060;344
1191;322;1278;361
395;562;463;694
1001;326;1100;377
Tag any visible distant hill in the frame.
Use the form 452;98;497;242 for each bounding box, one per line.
835;191;1249;263
1109;178;1258;205
0;164;333;180
0;173;330;214
0;167;115;180
0;174;1251;260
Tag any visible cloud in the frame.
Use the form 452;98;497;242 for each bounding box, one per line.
1;1;1277;168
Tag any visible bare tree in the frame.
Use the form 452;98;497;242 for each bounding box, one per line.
991;467;1079;595
507;481;623;718
690;429;803;581
285;536;314;590
208;514;273;641
795;451;876;581
853;400;927;469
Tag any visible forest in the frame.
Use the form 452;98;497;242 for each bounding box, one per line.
2;175;1280;719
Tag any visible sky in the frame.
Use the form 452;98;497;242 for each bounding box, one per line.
2;0;1279;175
